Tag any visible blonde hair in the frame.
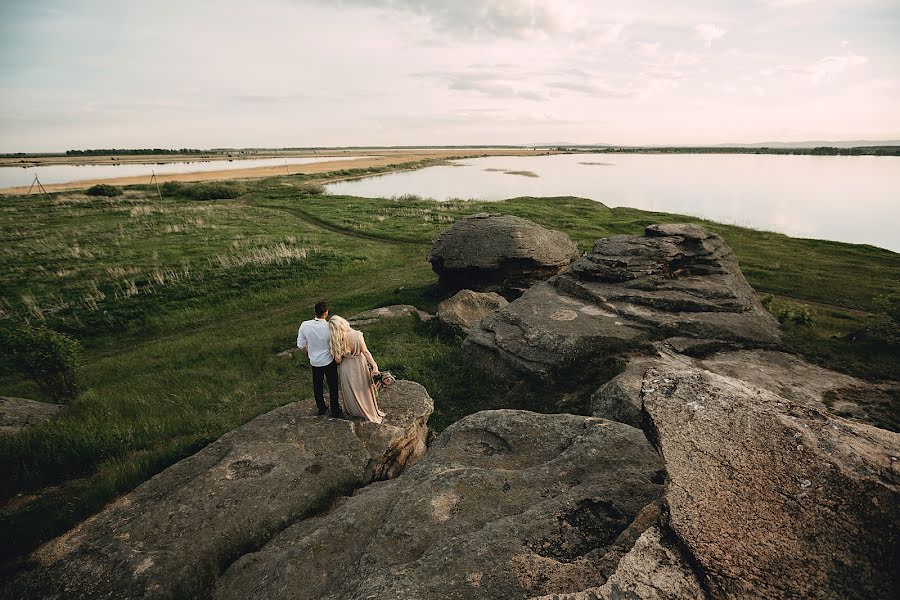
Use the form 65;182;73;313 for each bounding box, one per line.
328;315;355;358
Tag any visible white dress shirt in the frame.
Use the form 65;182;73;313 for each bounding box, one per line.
297;318;333;367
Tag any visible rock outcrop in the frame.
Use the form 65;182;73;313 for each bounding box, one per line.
466;224;780;381
641;364;900;599
0;396;65;434
436;289;509;331
593;347;898;432
348;304;432;327
215;410;665;600
428;213;580;296
12;381;433;599
698;348;899;432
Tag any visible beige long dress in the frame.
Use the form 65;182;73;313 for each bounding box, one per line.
338;331;385;424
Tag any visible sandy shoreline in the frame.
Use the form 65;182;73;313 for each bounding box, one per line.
0;149;551;195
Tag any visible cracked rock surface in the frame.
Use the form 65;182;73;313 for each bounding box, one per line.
593;348;898;433
11;381;433;600
465;224;780;382
642;364;900;599
214;410;665;600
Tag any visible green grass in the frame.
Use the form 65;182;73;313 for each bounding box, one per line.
0;177;897;570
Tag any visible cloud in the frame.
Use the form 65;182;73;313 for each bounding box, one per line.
435;71;548;100
448;81;546;101
760;0;817;7
806;53;868;84
694;23;726;47
231;94;318;104
547;79;633;98
327;0;576;39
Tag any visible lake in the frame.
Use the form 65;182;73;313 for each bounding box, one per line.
0;155;369;189
326;153;900;252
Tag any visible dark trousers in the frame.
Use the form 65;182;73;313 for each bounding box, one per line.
312;360;339;414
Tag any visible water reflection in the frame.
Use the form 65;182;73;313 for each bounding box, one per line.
326;153;900;252
0;155;369;189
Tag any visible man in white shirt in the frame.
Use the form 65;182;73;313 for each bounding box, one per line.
297;300;343;417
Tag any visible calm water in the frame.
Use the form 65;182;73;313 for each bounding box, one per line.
0;155;369;189
327;153;900;252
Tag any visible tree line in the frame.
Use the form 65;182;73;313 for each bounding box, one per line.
65;148;206;156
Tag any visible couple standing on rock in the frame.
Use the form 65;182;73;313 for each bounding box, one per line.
297;300;386;423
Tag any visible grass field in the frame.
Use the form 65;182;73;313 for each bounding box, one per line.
1;173;897;571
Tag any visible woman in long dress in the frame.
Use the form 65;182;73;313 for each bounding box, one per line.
328;316;386;424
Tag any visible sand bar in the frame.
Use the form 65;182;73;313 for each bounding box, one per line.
0;149;553;195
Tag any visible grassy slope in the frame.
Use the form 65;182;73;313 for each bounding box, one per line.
1;178;897;569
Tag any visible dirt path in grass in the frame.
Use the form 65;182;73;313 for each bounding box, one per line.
255;204;424;246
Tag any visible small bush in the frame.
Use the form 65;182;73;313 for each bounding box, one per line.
160;181;185;196
85;184;123;197
4;325;81;402
184;182;246;200
777;305;814;327
393;193;424;202
296;183;326;196
873;289;900;325
761;294;813;327
160;181;245;200
867;289;900;343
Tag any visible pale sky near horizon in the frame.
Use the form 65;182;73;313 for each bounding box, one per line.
1;0;898;152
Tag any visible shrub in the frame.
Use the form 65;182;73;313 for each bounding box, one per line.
777;305;814;327
873;289;900;324
85;184;123;197
868;289;900;343
761;294;813;327
393;193;424;202
5;325;81;402
160;181;185;196
183;182;246;200
296;183;326;196
160;181;246;200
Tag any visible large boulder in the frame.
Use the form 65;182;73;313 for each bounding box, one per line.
436;289;509;331
641;364;900;599
465;224;780;382
214;410;666;600
428;213;580;296
12;381;433;599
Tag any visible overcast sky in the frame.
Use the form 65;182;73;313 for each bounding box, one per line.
1;0;898;151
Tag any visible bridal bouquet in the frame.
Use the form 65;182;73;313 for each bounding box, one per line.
372;370;396;391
